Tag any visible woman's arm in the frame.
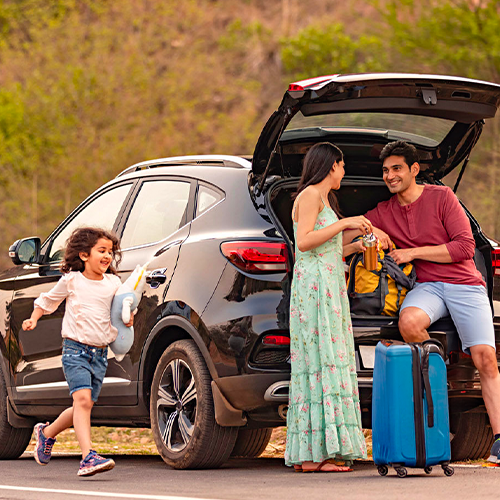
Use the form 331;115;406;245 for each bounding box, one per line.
295;188;373;252
342;239;366;258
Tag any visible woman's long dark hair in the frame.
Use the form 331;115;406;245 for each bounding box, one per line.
294;142;343;216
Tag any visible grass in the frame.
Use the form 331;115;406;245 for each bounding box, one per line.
26;426;373;459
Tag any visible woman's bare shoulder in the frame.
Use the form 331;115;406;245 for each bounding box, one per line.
297;186;321;204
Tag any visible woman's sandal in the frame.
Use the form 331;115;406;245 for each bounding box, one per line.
294;459;353;473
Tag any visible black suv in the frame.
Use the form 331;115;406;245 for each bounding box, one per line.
2;74;500;469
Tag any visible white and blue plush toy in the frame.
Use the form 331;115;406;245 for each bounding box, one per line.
109;262;149;362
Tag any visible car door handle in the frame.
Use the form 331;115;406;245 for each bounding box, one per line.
146;268;167;288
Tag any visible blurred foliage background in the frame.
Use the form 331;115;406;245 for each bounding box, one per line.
1;0;500;269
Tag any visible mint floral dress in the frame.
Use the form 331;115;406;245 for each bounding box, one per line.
285;199;367;466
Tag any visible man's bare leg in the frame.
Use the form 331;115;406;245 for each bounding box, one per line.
398;307;431;343
469;345;500;436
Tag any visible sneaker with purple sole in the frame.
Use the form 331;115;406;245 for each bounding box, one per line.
34;422;56;465
78;450;115;476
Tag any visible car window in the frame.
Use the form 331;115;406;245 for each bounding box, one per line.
287;112;454;145
120;180;191;249
48;184;131;262
196;185;223;217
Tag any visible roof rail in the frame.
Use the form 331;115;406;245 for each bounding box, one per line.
116;155;248;178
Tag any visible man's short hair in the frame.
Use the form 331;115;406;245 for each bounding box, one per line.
379;140;419;168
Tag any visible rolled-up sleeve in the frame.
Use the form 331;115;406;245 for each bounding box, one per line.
442;188;476;262
34;274;70;314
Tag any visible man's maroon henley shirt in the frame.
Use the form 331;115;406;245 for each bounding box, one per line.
365;185;484;286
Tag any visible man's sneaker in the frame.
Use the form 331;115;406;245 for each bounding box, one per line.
34;422;56;465
78;450;115;476
487;437;500;464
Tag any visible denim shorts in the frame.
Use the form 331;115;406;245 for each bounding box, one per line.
62;338;108;402
400;281;495;354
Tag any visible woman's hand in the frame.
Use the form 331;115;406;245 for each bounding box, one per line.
342;239;366;258
342;216;373;235
22;319;37;331
351;240;366;253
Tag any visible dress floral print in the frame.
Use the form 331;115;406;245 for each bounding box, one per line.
285;204;367;466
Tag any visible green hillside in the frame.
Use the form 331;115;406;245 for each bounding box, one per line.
1;0;500;269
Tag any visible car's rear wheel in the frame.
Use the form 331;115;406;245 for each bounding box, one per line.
450;412;494;461
0;370;33;459
231;427;273;458
150;339;238;469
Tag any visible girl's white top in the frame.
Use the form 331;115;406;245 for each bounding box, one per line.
34;271;122;346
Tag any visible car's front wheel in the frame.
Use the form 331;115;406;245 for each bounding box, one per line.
0;369;33;459
150;339;238;469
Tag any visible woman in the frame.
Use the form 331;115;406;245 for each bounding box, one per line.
285;142;370;472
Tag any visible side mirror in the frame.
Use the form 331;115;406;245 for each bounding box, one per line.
9;237;41;265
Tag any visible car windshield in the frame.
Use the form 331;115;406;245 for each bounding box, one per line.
287;112;455;145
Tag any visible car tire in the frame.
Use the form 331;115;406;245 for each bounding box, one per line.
230;427;273;458
450;412;494;461
0;370;33;459
150;339;238;469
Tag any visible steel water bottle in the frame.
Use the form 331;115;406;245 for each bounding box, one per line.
362;233;378;271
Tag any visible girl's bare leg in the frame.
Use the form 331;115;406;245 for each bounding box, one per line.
44;407;73;439
71;388;94;458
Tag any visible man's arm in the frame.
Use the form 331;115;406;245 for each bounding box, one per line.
389;188;474;265
343;204;393;249
389;244;452;265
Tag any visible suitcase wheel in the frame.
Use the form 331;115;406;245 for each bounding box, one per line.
395;467;408;478
377;465;388;476
424;466;432;474
442;465;454;477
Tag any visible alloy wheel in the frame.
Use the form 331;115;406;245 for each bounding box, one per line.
156;358;197;452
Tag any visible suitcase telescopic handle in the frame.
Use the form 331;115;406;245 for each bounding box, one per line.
421;345;434;428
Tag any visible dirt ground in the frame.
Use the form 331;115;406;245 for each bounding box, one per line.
27;427;373;458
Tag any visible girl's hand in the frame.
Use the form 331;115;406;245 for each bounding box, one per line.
343;216;373;235
124;313;134;328
22;319;37;331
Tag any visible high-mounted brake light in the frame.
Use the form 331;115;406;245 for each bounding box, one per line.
492;248;500;276
288;84;305;92
221;241;290;274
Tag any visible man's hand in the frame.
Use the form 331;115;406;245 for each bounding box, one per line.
389;248;415;265
373;227;392;250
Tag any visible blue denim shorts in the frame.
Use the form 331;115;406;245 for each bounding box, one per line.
400;281;495;354
62;338;108;402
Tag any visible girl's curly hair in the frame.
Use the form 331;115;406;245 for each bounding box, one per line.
61;227;122;275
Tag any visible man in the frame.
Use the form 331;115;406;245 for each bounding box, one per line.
366;140;500;464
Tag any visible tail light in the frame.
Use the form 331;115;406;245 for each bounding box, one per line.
221;241;290;274
448;350;473;364
262;334;290;346
492;248;500;276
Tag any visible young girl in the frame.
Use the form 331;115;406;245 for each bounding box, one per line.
285;142;371;472
22;227;128;477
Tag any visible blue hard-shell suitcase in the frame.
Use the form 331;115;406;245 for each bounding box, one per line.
372;339;454;477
